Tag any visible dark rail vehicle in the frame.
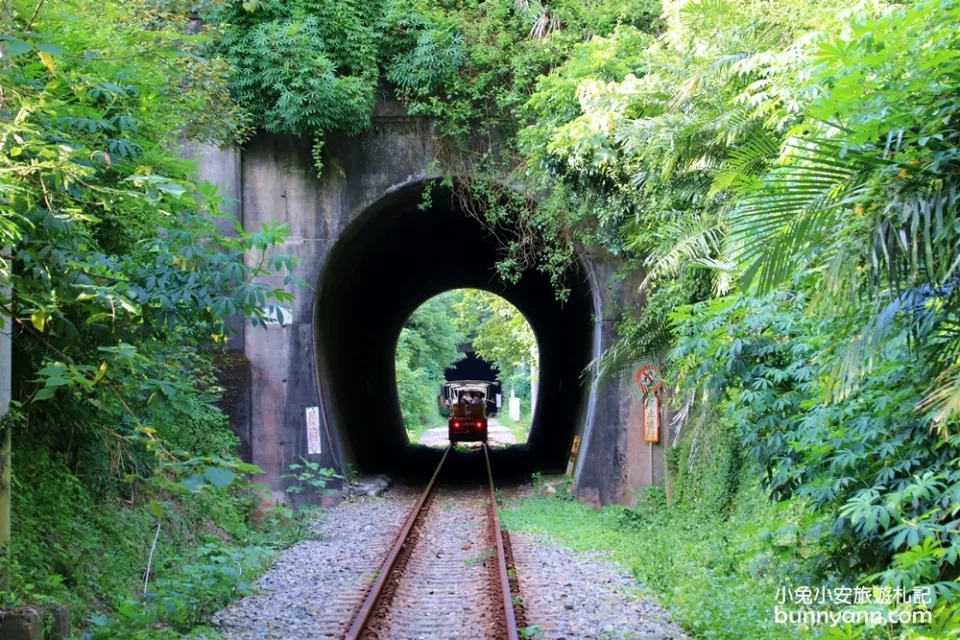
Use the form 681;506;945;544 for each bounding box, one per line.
442;380;491;442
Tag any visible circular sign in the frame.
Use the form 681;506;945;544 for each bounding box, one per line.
635;364;663;395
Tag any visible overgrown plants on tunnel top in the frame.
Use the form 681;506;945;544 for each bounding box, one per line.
3;0;960;638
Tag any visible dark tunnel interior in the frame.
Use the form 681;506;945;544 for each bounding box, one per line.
314;183;596;480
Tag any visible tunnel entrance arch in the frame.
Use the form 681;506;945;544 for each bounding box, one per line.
314;182;596;479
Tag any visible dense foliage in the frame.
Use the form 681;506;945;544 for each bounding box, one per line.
3;0;959;637
216;0;383;172
1;0;296;483
673;293;960;598
0;0;300;636
395;292;465;430
453;289;537;406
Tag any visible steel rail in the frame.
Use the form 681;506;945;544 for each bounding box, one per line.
344;444;451;640
483;443;520;640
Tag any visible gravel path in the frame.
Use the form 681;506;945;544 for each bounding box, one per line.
211;493;415;639
510;532;688;640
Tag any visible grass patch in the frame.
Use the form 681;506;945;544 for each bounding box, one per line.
3;445;314;639
465;549;495;566
501;486;810;640
404;422;433;444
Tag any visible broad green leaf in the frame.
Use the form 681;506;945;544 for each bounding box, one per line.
181;474;206;492
157;182;187;198
1;35;32;56
35;42;63;55
38;50;56;74
34;387;56;401
203;466;235;488
30;311;46;332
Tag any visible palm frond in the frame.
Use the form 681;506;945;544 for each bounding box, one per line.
872;183;960;293
668;72;703;111
635;215;728;293
918;360;960;428
589;338;666;386
529;11;561;40
710;127;779;195
678;0;736;32
670;391;696;446
730;137;880;294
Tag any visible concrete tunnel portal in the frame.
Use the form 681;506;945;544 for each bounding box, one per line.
315;183;597;480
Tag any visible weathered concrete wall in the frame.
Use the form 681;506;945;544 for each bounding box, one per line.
190;101;667;504
570;259;672;504
621;368;671;498
235;107;437;497
616;271;670;501
181;143;243;349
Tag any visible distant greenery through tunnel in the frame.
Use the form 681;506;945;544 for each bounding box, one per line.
395;289;539;447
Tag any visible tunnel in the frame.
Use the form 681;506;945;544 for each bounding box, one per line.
314;182;596;479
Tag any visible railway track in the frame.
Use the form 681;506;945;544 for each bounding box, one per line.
344;444;522;640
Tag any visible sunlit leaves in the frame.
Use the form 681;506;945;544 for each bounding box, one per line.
395;292;466;428
0;0;302;496
671;291;960;591
217;1;381;142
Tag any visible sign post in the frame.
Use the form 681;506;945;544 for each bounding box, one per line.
636;363;663;488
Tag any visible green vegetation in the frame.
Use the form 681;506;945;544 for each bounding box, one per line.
395;291;466;434
503;486;788;640
454;289;538;439
509;413;787;640
2;0;959;637
454;289;537;398
0;0;302;636
216;0;383;174
7;441;314;640
395;289;537;439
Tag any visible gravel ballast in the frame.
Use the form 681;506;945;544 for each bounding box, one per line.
210;489;688;639
510;531;688;639
211;493;415;639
